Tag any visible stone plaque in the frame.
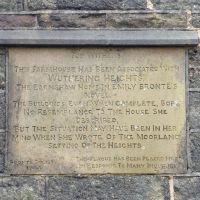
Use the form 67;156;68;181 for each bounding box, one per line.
8;47;186;174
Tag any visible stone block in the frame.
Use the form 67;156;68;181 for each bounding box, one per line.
0;15;36;28
0;176;46;200
0;131;5;173
106;12;187;28
47;176;170;200
189;67;200;88
189;47;200;68
0;0;23;11
189;92;200;130
174;177;200;200
152;0;200;10
189;132;200;172
38;13;106;28
0;48;6;90
191;13;200;28
0;91;5;129
188;47;200;88
27;0;146;10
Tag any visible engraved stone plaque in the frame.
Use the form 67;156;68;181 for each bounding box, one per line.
8;47;186;174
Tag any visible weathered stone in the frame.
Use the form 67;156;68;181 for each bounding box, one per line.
38;13;106;28
123;0;146;9
27;0;146;10
0;15;36;28
0;91;5;129
189;47;200;88
189;92;200;130
0;0;23;11
0;48;6;55
0;48;6;90
174;177;200;200
106;13;187;28
189;47;200;68
0;131;5;173
188;47;200;88
189;132;200;172
152;0;200;10
0;176;46;200
47;176;170;200
192;13;200;28
189;67;200;88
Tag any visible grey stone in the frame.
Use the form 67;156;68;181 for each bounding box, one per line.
123;0;146;9
0;176;46;200
47;176;170;200
0;131;5;173
27;0;146;10
189;92;200;130
0;91;5;129
38;13;106;28
174;177;200;200
189;47;200;88
0;156;4;173
189;132;200;172
189;47;200;68
188;47;200;88
0;48;6;90
0;48;6;55
0;0;23;11
106;13;187;28
189;67;200;88
192;13;200;28
0;15;36;28
152;0;200;10
0;60;5;174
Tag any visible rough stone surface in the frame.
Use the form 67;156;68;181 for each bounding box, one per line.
174;177;200;200
0;15;36;28
0;91;5;129
189;47;200;88
26;0;146;10
192;13;200;28
0;48;5;174
0;48;6;90
152;0;200;10
106;13;187;28
189;92;200;130
47;176;170;200
0;131;5;173
0;176;46;200
189;67;200;88
189;47;200;68
190;132;200;171
38;13;106;28
0;0;23;11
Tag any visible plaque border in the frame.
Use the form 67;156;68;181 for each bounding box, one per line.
5;47;189;175
4;29;198;174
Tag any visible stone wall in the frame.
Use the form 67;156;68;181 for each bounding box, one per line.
0;0;200;199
